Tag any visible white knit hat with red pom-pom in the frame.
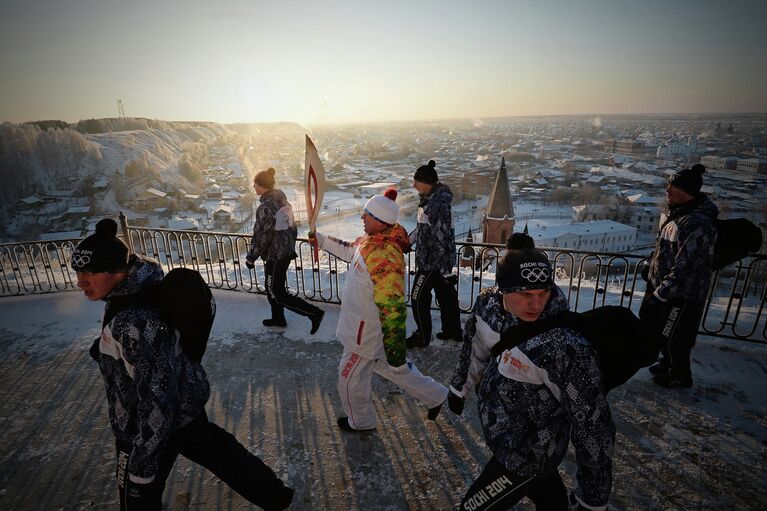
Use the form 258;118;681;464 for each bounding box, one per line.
363;188;399;225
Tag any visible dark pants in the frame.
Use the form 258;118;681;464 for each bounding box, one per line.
116;413;292;511
640;287;705;377
411;270;462;339
461;457;568;511
265;257;322;323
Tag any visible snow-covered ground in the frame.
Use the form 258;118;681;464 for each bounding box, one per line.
0;290;765;510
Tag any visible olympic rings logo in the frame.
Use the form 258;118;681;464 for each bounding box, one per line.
71;253;91;268
521;267;550;283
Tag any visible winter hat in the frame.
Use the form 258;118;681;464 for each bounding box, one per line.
506;232;535;250
668;163;705;195
363;188;399;225
496;248;552;293
255;167;276;189
413;160;438;185
70;218;130;273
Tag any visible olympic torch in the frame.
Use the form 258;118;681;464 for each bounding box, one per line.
304;135;325;264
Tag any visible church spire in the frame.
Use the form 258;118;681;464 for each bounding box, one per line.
485;157;515;220
481;157;516;246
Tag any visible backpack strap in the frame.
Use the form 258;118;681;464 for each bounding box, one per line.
491;311;577;358
101;287;156;329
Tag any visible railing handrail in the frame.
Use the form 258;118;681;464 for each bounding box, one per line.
2;223;765;344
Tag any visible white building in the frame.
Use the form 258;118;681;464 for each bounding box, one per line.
656;135;698;162
700;155;739;171
525;220;637;253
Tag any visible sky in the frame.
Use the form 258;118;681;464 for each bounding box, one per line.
0;0;765;125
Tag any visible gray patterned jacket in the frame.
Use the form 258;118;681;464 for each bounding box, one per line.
412;182;456;274
648;194;718;303
247;188;298;263
451;286;614;510
96;255;210;481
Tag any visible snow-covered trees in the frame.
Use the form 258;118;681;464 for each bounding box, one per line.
178;142;208;185
0;122;102;204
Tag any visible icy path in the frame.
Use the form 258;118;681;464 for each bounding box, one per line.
0;290;765;510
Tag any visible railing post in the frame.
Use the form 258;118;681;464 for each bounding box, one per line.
119;211;134;253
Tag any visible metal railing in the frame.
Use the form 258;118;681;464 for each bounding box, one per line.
1;218;765;343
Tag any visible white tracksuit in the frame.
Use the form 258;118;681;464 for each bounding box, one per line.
316;229;447;430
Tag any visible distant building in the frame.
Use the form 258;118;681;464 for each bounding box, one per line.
17;196;44;210
167;217;200;231
482;157;515;245
736;158;767;175
212;205;234;223
572;204;613;222
207;184;223;199
442;171;495;198
700;155;739;171
526;220;637;252
54;206;91;221
604;139;647;156
135;188;167;210
656;135;698;162
624;193;664;236
608;154;635;167
626;208;661;237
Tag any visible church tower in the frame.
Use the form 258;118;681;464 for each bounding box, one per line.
482;157;515;245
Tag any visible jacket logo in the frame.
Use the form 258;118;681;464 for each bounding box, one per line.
502;351;529;371
274;205;294;231
341;353;360;378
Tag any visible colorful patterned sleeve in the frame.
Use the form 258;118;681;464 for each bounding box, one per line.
360;239;408;367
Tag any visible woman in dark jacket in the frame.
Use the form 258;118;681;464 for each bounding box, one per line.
245;167;324;334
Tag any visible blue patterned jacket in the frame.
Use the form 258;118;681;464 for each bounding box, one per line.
648;194;718;303
450;286;614;510
412;182;456;274
96;255;210;482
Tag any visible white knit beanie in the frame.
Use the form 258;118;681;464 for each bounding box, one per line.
363;188;399;225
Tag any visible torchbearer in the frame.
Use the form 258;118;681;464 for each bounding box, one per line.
309;189;448;432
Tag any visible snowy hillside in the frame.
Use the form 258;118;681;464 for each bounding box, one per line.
0;120;232;201
0;120;248;241
86;124;225;186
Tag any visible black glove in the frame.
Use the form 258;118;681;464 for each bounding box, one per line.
124;478;159;510
448;391;465;416
245;258;255;270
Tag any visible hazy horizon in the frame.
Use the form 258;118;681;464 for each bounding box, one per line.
2;0;766;126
